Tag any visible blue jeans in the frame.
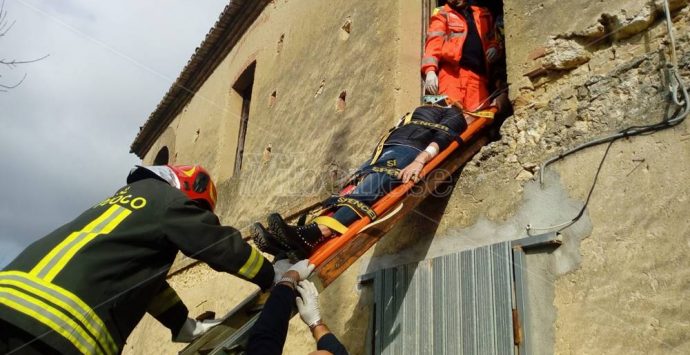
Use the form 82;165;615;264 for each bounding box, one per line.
331;145;420;226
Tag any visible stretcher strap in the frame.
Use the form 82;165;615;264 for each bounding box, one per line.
407;120;452;133
326;196;377;220
370;113;412;165
466;110;495;119
313;216;348;235
370;113;455;165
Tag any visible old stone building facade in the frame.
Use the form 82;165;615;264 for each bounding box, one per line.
126;0;690;353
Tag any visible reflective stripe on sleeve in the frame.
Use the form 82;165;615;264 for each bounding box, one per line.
421;57;439;65
426;31;445;38
146;286;181;317
237;248;264;279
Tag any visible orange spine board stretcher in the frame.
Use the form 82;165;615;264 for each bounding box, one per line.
309;107;496;266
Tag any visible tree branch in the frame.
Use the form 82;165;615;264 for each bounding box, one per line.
0;72;26;91
0;54;51;68
0;0;12;37
0;0;48;92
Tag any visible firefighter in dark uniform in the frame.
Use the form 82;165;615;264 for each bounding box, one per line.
0;165;275;354
148;280;222;343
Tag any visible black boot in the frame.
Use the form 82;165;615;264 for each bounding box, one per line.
250;222;285;256
268;213;327;256
250;222;312;260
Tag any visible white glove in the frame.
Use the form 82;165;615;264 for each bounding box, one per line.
486;47;498;63
273;259;293;284
287;259;315;281
424;71;438;94
173;317;222;343
295;280;321;328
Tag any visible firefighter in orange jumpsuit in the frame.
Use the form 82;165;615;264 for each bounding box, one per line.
421;0;499;112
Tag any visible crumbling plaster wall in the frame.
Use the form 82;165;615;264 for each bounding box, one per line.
432;0;690;353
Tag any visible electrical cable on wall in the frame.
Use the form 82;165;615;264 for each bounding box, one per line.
527;0;689;235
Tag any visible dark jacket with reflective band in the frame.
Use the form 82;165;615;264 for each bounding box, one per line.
384;105;467;152
0;178;273;354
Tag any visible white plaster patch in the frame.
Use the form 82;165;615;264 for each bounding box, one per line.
360;170;593;275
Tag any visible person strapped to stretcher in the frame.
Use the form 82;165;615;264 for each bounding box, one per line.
251;95;479;259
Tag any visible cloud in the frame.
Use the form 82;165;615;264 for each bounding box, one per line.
0;0;228;258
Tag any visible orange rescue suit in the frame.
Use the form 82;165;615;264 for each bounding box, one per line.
421;4;498;111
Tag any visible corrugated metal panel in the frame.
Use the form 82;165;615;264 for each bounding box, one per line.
371;242;514;355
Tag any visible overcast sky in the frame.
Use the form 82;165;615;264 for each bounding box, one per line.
0;0;229;267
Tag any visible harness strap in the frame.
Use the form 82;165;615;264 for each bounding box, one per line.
370;166;402;179
407;120;452;133
370;112;455;165
370;113;412;165
368;106;491;170
324;196;377;221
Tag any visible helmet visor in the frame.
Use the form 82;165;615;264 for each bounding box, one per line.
194;172;210;193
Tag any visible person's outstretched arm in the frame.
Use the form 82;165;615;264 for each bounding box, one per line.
296;280;348;355
246;261;314;355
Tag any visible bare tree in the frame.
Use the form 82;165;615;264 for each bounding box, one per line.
0;0;48;92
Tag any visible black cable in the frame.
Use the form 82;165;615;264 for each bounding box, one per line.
556;139;614;233
532;71;688;235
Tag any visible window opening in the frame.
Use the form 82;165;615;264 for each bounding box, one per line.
232;62;256;175
153;146;169;165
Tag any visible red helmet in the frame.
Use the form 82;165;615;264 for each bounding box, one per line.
167;165;217;212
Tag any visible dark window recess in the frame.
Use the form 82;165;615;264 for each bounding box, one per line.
232;62;256;175
153;146;169;165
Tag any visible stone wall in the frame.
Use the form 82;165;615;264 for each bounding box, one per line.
440;1;690;353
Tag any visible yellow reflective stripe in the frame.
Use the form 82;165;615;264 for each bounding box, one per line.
30;205;121;277
237;248;258;276
313;216;348;235
0;272;117;354
403;112;413;125
370;113;413;166
44;207;131;282
0;287;100;355
426;31;445;38
467;110;495;119
237;248;264;279
247;252;264;279
147;287;181;317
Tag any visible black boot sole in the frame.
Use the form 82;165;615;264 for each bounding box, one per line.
267;213;291;241
250;223;286;256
